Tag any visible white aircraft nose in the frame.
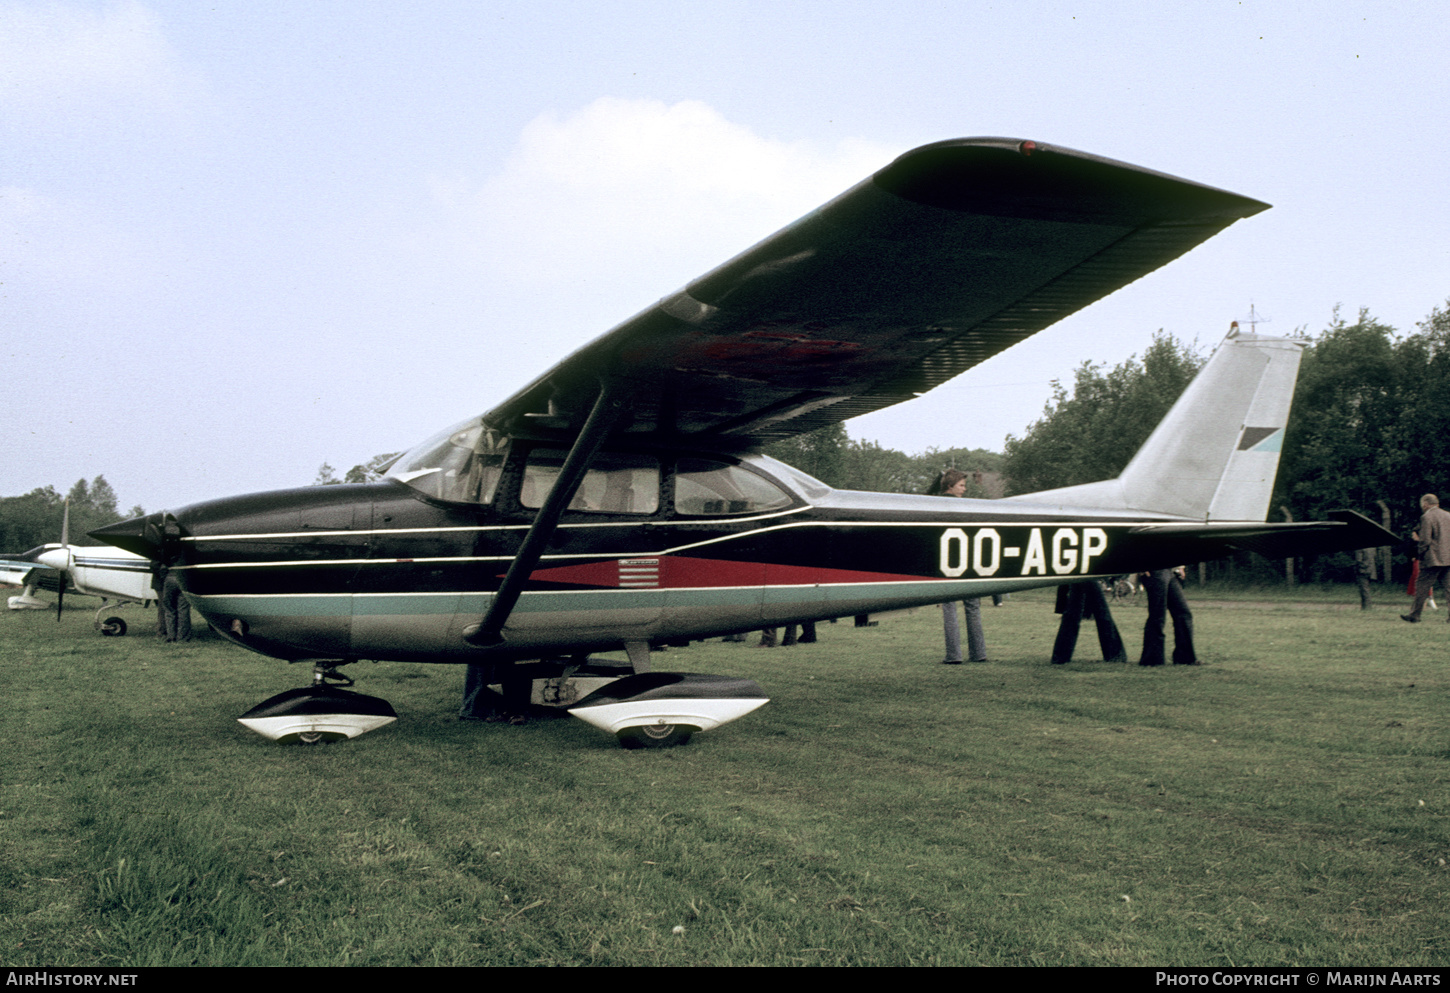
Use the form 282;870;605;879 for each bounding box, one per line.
36;547;73;571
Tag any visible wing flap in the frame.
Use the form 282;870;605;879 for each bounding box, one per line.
485;137;1269;448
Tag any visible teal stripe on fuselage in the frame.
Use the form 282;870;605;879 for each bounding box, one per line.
195;576;1062;621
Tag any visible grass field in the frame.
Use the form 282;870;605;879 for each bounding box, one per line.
2;587;1446;967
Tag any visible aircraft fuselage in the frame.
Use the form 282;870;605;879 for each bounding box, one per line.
150;451;1205;665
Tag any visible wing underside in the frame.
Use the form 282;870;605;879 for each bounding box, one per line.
484;137;1269;449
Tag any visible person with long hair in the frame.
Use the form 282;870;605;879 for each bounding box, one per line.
928;469;987;663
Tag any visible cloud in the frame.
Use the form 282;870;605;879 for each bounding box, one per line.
0;1;185;125
429;98;900;293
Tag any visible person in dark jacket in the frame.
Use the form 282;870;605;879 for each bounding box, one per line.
157;554;191;642
1402;493;1450;623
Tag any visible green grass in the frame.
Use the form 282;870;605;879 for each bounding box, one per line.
2;587;1446;966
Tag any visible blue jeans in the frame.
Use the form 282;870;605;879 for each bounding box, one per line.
942;599;986;662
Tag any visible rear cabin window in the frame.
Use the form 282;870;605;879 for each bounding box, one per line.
675;459;793;516
522;450;660;515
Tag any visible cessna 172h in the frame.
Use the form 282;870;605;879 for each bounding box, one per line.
90;137;1393;747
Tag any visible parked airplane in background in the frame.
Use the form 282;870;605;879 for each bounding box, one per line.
90;137;1395;747
3;503;155;633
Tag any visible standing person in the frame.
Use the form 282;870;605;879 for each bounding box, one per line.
1139;566;1197;666
782;621;816;645
159;553;192;643
1354;547;1375;611
1401;494;1450;623
459;663;531;723
150;560;169;638
928;469;987;664
1051;581;1127;665
1405;560;1437;610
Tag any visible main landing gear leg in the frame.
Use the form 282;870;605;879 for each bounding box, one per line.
624;640;652;674
314;661;354;688
236;660;398;744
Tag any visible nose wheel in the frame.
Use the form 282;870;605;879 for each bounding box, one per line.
236;661;397;744
91;600;140;636
617;722;695;749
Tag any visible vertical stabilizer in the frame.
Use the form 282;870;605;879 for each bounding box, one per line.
1011;332;1304;521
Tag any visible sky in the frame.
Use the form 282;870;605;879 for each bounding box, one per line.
4;1;1448;516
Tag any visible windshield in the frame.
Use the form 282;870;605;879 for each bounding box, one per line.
741;453;830;502
387;416;510;504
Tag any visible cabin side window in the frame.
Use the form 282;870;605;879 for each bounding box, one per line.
388;418;510;504
675;459;793;516
521;450;661;515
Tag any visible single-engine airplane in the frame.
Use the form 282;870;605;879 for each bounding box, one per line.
4;503;155;634
90;137;1395;747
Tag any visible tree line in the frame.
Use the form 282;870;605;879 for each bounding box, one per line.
760;422;1004;497
1002;302;1450;584
0;477;143;551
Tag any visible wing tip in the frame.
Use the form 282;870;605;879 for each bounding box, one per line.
876;137;1270;220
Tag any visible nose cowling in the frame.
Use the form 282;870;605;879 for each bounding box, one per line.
100;485;379;663
89;511;170;561
35;546;75;571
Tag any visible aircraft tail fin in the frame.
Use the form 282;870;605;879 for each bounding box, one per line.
1014;332;1304;522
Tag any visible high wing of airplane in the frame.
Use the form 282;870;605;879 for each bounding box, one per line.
478;137;1273;447
89;137;1398;748
3;502;156;633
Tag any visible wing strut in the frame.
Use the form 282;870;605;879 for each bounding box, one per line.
462;382;630;648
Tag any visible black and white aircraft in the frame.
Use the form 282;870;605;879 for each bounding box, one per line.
91;137;1393;746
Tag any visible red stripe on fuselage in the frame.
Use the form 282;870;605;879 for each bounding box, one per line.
523;556;932;589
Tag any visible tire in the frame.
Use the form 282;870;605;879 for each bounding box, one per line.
100;617;127;637
617;722;696;749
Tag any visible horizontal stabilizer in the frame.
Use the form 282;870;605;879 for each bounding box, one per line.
1131;510;1398;565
